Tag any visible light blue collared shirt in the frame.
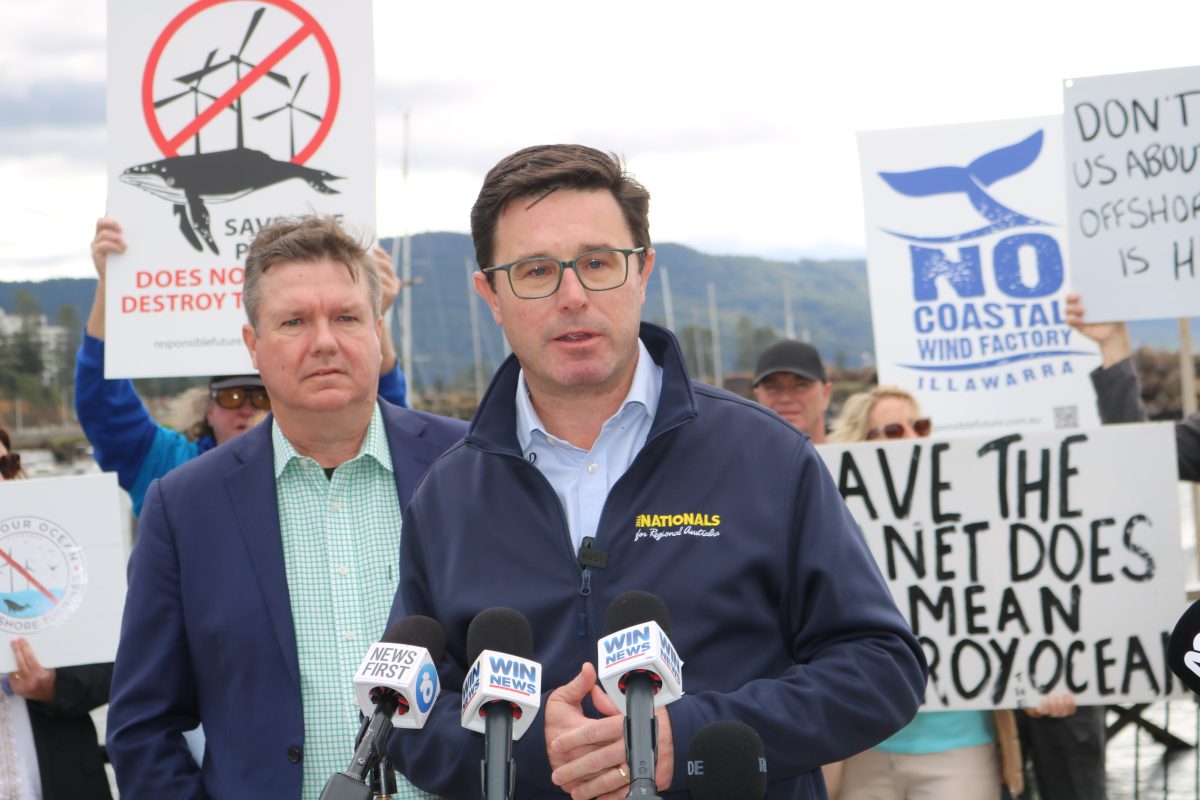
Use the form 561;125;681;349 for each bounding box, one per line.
516;339;662;551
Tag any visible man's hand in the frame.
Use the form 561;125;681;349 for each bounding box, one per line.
1065;291;1131;368
546;662;674;800
9;638;56;703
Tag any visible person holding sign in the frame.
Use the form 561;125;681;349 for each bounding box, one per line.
0;426;115;799
1065;292;1200;482
75;217;413;516
830;387;1020;799
105;216;466;799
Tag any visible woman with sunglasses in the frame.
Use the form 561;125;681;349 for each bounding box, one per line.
76;218;411;516
830;387;1015;799
0;426;114;798
828;385;932;444
830;388;1082;799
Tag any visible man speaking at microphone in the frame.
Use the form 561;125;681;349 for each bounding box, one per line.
386;145;927;799
106;216;466;798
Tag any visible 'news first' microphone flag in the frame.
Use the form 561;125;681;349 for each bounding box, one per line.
461;608;543;740
353;615;445;728
1168;597;1200;694
597;591;684;714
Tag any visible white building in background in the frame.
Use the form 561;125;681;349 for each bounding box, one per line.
0;306;69;386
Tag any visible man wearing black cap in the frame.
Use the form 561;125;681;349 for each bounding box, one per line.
752;339;833;443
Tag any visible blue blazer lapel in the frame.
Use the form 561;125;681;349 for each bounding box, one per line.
381;402;450;506
224;420;301;692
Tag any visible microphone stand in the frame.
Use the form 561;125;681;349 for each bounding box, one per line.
374;755;398;799
319;697;399;800
481;701;516;800
624;672;662;799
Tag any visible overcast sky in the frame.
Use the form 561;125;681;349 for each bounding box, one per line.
2;0;1199;281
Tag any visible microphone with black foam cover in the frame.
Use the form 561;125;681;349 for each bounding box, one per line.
460;608;542;800
1168;597;1200;694
687;721;768;800
319;616;445;800
597;591;684;799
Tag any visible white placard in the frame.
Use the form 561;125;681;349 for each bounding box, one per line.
105;0;376;377
858;117;1101;436
0;473;127;671
818;424;1186;709
1064;65;1200;322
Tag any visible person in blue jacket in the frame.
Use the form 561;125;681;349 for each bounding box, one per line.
385;144;928;799
105;215;466;798
75;217;410;515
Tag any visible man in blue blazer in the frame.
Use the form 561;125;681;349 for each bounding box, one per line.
106;216;466;797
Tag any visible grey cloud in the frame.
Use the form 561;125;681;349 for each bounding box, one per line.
0;80;106;130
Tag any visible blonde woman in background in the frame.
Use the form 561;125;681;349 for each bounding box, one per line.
832;387;1012;798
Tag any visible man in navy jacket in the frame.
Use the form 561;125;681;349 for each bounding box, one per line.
387;144;927;799
106;216;466;797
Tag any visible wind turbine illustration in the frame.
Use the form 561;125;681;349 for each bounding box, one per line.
254;73;323;159
154;49;224;154
172;7;291;149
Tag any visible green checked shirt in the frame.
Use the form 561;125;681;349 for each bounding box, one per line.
273;404;436;800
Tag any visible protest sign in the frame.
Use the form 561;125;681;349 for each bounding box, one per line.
0;473;127;671
1064;65;1200;322
818;424;1186;709
105;0;375;377
858;117;1100;436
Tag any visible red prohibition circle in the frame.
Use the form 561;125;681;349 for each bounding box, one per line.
141;0;340;164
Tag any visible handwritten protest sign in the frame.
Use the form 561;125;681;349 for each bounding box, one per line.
105;0;375;377
818;424;1186;709
858;117;1100;436
1064;65;1200;321
0;473;126;672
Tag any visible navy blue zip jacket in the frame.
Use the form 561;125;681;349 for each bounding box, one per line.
387;323;926;799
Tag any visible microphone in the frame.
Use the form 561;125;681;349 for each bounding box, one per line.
687;721;768;800
1168;597;1200;693
460;608;543;800
597;591;684;799
319;616;445;800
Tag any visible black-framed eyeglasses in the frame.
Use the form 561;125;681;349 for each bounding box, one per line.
0;453;20;480
482;247;645;299
211;386;271;411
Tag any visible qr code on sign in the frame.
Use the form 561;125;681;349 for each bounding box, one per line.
1053;405;1079;429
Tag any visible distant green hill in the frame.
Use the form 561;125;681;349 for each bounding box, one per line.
2;233;1195;389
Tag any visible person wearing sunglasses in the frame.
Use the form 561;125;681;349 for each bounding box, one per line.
0;426;115;799
829;387;1082;800
75;217;411;517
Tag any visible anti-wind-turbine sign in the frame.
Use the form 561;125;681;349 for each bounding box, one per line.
125;0;343;255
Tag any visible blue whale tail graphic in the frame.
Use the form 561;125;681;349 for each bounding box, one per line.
878;130;1050;243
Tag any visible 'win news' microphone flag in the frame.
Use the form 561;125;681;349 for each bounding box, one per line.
599;591;684;799
461;608;543;800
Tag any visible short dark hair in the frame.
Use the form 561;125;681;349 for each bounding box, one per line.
242;215;379;331
470;144;651;286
